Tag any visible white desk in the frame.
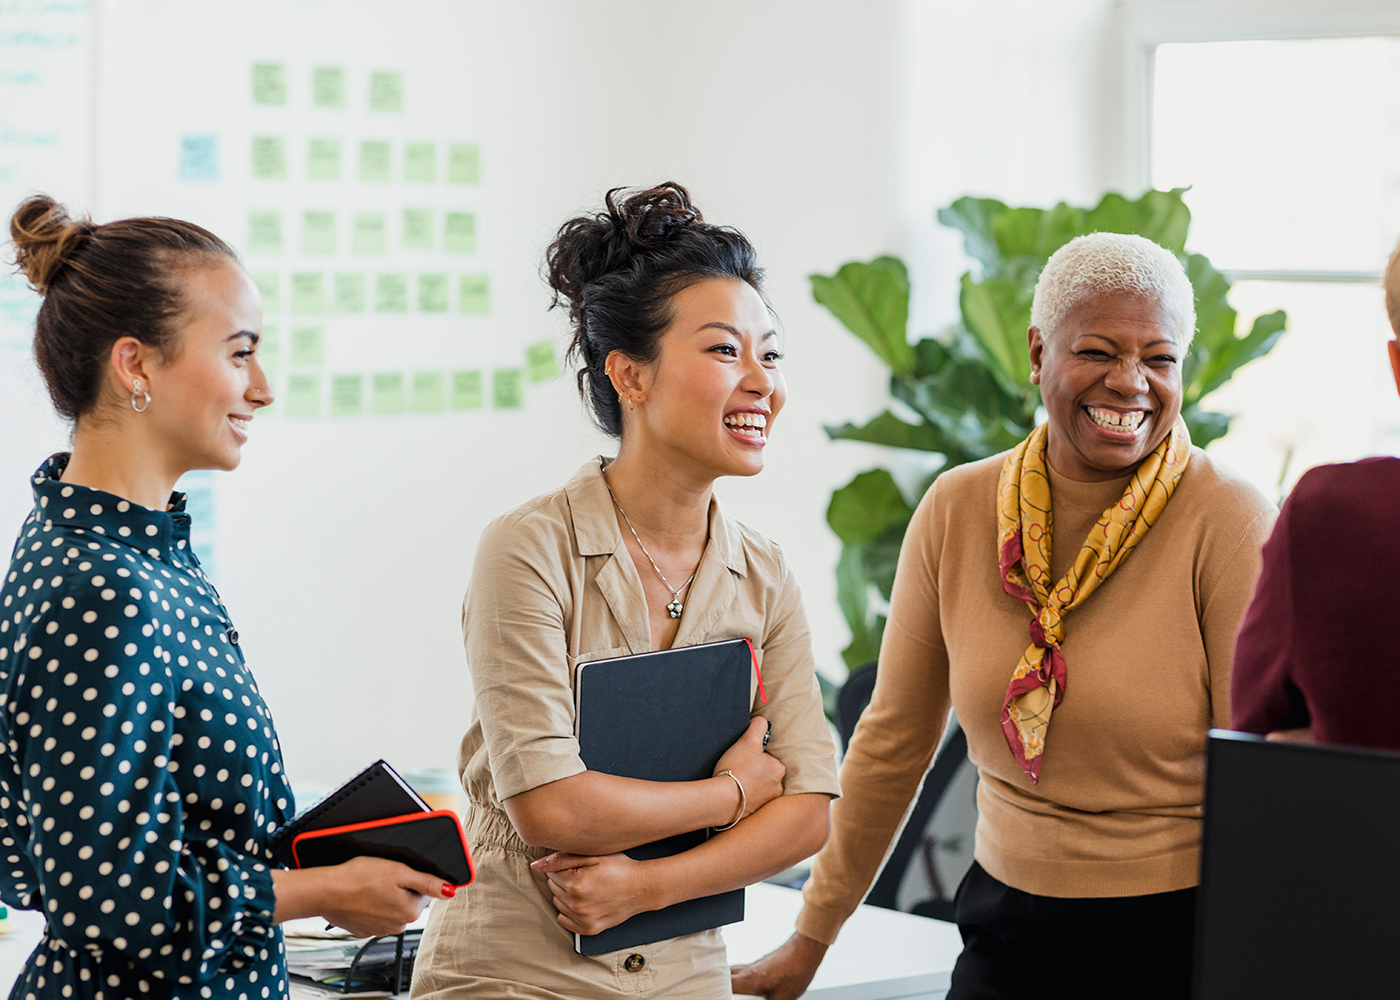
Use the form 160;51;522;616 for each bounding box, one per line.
728;883;961;1000
0;884;963;1000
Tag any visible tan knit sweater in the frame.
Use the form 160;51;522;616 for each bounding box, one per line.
798;447;1274;944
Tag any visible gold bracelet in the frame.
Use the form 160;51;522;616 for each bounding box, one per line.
714;770;746;831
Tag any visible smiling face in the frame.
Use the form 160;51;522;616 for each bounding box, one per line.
613;276;785;480
141;262;272;472
1029;290;1185;481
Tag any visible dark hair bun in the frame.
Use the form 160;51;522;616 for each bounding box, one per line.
10;195;94;294
546;183;704;326
544;182;763;437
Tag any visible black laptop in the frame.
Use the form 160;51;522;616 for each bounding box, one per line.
1195;730;1400;999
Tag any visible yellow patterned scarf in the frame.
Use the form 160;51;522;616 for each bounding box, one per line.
996;418;1191;784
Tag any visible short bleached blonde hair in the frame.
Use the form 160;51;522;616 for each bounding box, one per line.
1384;237;1400;337
1030;232;1196;346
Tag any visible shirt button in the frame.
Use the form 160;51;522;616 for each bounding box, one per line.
623;953;645;973
226;628;239;645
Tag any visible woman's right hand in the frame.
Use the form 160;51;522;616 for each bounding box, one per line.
273;856;452;938
730;931;828;999
714;717;785;821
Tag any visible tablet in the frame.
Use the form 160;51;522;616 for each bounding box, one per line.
290;809;476;888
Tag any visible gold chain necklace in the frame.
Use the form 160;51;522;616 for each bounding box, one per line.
599;463;698;619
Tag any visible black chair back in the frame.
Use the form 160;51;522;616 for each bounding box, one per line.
834;662;978;922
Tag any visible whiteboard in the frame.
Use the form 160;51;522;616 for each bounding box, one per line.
1;0;629;789
1;0;898;791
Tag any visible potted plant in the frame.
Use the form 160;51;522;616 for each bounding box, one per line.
818;189;1286;674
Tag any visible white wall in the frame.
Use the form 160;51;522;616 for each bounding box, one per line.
2;0;1131;788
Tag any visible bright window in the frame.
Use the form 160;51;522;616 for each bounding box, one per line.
1153;38;1400;498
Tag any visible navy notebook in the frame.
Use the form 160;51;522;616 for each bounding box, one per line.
571;637;756;956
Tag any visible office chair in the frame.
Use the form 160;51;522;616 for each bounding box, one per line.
835;663;978;922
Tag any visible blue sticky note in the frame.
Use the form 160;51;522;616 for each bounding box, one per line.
180;135;219;181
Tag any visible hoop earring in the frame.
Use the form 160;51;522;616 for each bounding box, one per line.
131;379;151;413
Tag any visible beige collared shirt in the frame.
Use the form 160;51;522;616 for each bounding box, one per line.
412;458;840;1000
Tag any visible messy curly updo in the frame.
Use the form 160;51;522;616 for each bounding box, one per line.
545;182;764;436
9;194;238;421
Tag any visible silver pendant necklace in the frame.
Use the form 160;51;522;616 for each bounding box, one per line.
600;464;697;620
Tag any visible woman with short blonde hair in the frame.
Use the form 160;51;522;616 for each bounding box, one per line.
736;233;1275;1000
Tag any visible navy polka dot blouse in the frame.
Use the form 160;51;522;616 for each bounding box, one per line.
0;456;296;999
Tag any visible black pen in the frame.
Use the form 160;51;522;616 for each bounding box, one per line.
763;721;771;747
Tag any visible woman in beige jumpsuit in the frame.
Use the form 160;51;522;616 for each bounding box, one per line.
412;183;841;1000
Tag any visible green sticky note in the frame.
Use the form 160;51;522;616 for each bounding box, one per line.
291;273;325;314
458;274;489;314
291;326;323;366
312;66;346;108
359;140;392;181
286;374;320;417
330;374;364;416
411;372;445;413
258;325;280;369
248;210;282;253
373;372;406;415
418;274;448;312
251;136;287;179
402;208;433;250
526;340;558;383
404;142;435;182
443;212;476;253
307;138;341;180
252;63;287;105
351;212;387;254
375;273;408;312
301;212;337;255
448;143;480;184
369;71;403;112
333;273;366;313
252;272;281;312
451;371;482;410
493;369;523;409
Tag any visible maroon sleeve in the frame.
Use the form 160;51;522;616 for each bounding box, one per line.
1231;496;1307;733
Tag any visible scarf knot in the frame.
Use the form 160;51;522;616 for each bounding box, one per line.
1029;605;1062;648
994;419;1191;784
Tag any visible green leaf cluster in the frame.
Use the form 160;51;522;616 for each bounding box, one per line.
819;189;1286;670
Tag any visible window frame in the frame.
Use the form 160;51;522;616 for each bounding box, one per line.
1120;0;1400;283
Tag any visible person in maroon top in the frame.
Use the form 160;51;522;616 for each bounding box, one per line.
1231;243;1400;751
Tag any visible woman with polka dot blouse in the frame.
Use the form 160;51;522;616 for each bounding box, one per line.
1;196;449;1000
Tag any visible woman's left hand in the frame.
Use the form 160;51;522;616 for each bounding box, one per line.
530;851;657;935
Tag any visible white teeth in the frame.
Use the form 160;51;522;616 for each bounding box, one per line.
724;412;767;431
229;417;249;430
1086;407;1144;431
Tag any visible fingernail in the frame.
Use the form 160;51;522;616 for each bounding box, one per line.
529;859;544;869
441;883;456;898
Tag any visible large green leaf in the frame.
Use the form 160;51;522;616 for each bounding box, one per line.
1190;309;1286;403
861;524;909;601
1085;189;1190;254
827;469;914;545
824;409;952;452
993;202;1086;263
811;258;916;374
1183;406;1231;449
835;543;885;670
958;275;1032;392
936;197;1008;275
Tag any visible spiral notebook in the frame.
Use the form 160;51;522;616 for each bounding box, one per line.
570;637;757;956
269;759;430;868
